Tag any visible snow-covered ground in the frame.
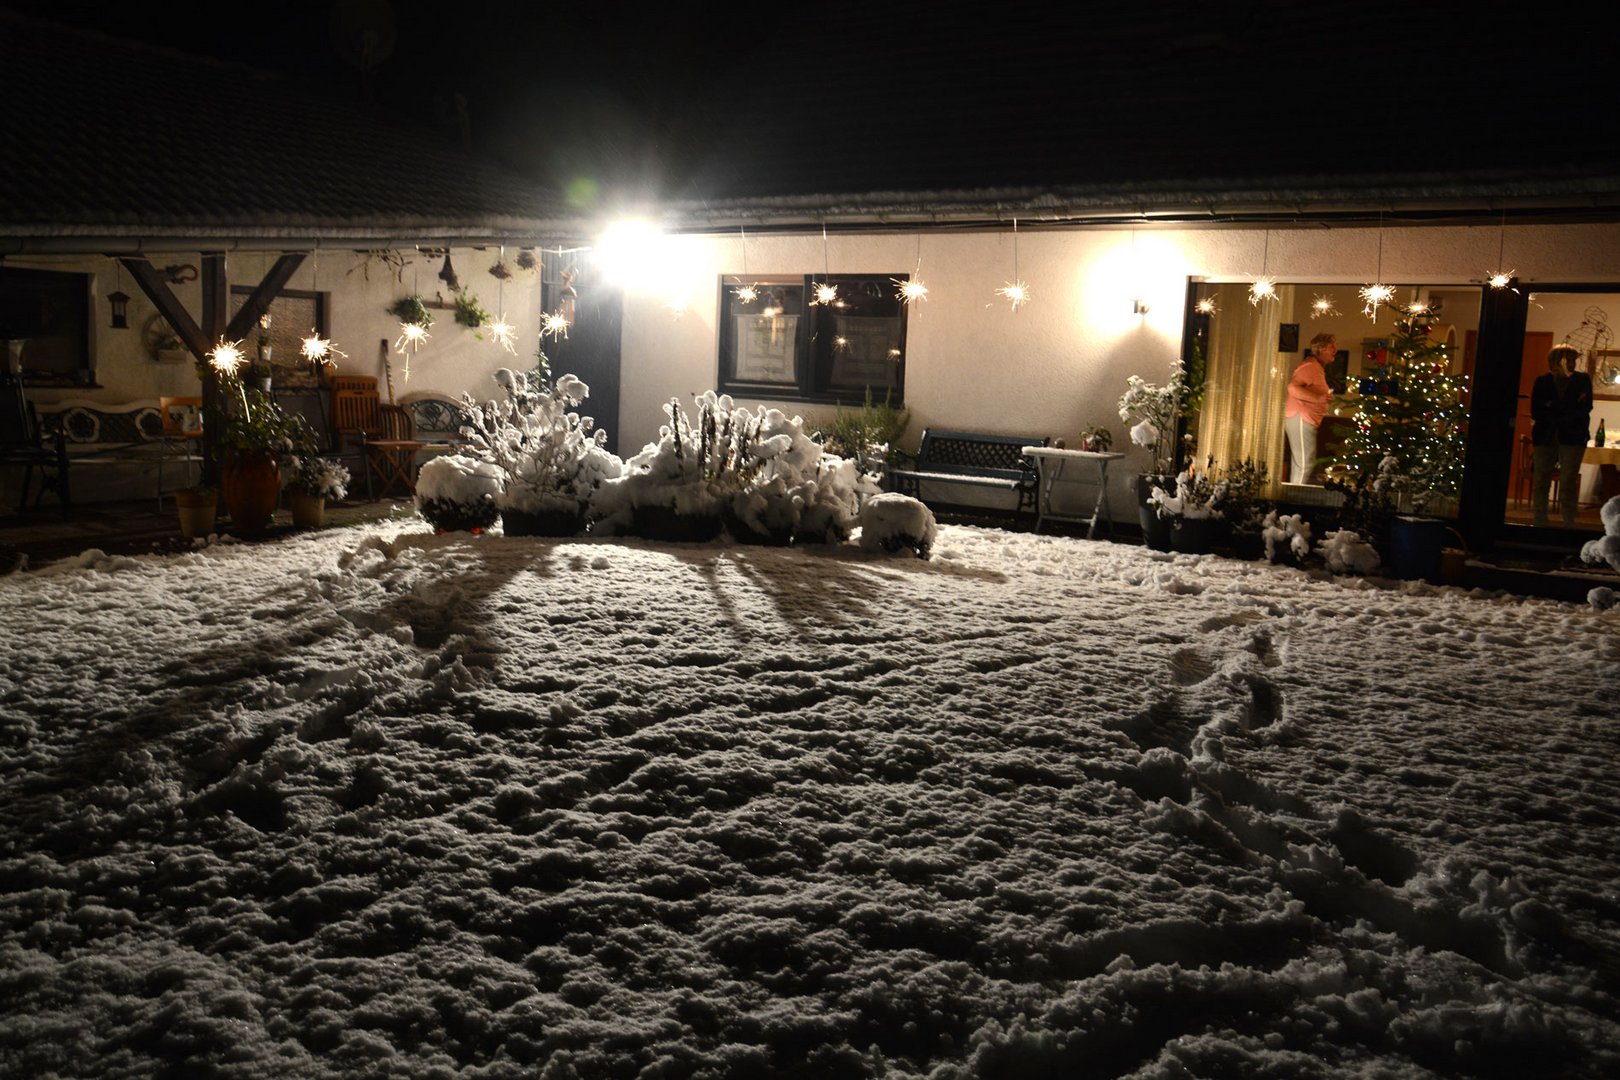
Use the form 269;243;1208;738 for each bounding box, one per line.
1;522;1617;1078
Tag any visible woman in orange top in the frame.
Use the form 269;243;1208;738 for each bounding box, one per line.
1285;333;1336;484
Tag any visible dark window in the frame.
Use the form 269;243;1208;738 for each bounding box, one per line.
0;266;92;386
718;274;906;404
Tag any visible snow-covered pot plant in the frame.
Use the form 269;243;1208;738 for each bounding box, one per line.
1261;510;1312;566
1215;458;1271;559
858;492;936;559
1148;464;1225;555
458;369;622;537
414;454;502;533
596;393;758;542
726;407;871;545
1118;360;1189;550
283;450;349;528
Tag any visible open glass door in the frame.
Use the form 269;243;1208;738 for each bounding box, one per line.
1504;291;1620;531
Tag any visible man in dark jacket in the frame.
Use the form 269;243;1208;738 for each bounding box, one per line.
1531;343;1594;527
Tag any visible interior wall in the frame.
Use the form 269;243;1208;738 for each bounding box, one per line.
616;222;1620;517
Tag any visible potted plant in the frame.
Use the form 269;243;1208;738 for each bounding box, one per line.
173;484;218;539
415;454;502;533
1118;362;1189;551
284;449;350;528
458;368;622;537
1076;424;1114;453
1147;464;1225;555
452;287;491;333
155;331;190;366
1216;458;1272;559
217;375;312;536
603;394;752;542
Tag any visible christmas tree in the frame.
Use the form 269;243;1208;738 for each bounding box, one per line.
1328;304;1469;512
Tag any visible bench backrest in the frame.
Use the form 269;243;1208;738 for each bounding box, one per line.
916;429;1048;478
402;396;471;442
36;399;166;446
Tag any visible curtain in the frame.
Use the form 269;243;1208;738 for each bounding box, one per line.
1193;283;1291;497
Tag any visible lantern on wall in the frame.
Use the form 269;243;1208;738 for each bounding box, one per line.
107;290;131;329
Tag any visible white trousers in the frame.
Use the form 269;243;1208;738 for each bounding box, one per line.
1285;414;1318;484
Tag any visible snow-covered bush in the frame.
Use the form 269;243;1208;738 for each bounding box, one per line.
727;407;873;544
458;368;622;517
859;493;936;559
1148;467;1225;521
1579;495;1620;575
1319;528;1381;575
415;454;501;533
1262;510;1312;564
284;454;349;501
1117;361;1188;476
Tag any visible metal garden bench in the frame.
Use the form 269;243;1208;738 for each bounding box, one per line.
885;428;1048;515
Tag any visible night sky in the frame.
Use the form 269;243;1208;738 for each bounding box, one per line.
5;1;1618;205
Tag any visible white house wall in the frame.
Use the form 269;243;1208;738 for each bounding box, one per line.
616;222;1620;518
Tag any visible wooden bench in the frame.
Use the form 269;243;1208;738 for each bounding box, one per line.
886;428;1048;515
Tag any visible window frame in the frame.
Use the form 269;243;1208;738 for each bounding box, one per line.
716;273;908;405
0;265;93;387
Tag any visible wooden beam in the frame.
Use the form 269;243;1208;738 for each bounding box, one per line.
120;258;207;358
226;253;306;341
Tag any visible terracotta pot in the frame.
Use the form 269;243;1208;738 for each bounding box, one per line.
221;450;281;535
174;488;218;539
288;492;326;528
501;507;585;537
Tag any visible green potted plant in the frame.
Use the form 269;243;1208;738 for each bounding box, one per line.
216;375;313;535
1215;458;1272;559
1146;464;1225;555
284;447;350;528
1076;424;1113;453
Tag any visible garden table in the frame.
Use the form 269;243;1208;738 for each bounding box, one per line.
1022;446;1125;539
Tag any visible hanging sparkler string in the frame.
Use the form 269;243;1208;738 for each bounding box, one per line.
995;217;1030;310
812;223;838;306
489;244;516;353
734;227;757;303
896;233;928;304
1487;211;1516;289
1359;213;1394;317
1249;229;1278;305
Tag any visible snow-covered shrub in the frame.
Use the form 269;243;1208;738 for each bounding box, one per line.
859;493;936;559
1319;528;1381;575
284;454;349;501
1117;361;1189;476
593;393;759;536
1262;510;1312;564
1148;467;1225;521
458;368;622;518
415;454;501;533
728;407;875;544
1579;495;1620;574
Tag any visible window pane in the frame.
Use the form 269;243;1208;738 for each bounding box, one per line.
0;266;91;384
720;280;803;389
813;276;904;399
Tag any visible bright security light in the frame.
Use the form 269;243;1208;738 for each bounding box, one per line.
596;220;665;287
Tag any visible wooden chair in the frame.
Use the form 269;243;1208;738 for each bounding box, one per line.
156;395;204;508
332;389;427;500
1515;434;1558;509
1;375;69;512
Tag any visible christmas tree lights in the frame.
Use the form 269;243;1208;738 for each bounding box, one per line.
1327;303;1469;510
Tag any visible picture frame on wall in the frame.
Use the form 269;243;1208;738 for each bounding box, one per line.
1278;323;1300;353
